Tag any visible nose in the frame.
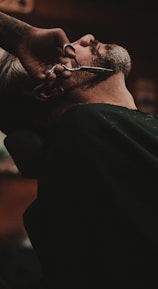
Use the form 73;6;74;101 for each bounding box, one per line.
72;34;95;47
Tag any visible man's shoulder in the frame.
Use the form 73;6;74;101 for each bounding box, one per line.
63;103;158;123
62;103;115;122
55;103;158;136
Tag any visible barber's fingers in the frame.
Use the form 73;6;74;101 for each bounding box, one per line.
46;56;73;80
55;29;76;57
44;28;76;59
34;59;73;100
46;63;71;79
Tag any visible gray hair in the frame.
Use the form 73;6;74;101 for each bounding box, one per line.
104;44;132;79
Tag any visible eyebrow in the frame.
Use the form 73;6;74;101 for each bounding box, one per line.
90;40;102;57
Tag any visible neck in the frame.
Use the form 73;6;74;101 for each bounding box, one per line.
51;72;138;117
68;72;138;110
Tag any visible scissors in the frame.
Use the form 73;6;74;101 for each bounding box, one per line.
48;63;113;74
47;43;113;75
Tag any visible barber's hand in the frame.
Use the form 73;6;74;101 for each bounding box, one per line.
33;56;73;101
17;27;75;81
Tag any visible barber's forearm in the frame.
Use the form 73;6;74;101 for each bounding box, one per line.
0;11;32;55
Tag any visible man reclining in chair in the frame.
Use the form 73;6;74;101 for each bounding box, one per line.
1;32;158;289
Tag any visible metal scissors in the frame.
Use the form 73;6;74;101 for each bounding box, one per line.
48;62;113;75
47;43;113;75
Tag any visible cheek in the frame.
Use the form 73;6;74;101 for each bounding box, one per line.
74;47;92;65
62;70;94;91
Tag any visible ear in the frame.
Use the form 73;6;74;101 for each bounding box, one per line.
33;82;64;101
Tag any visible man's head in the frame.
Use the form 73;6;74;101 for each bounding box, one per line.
71;34;131;77
0;34;132;134
56;34;132;90
34;34;132;100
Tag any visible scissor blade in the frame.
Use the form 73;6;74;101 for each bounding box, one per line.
62;64;113;73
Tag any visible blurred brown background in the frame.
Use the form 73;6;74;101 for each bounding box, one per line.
0;0;158;239
0;1;158;288
0;0;158;242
